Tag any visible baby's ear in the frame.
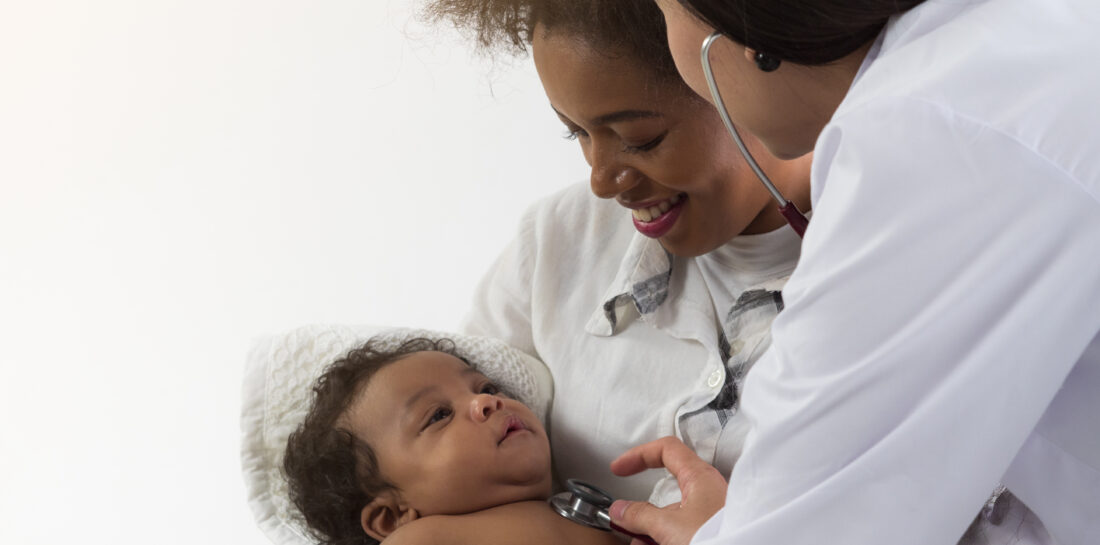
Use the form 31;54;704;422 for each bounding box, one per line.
361;492;420;542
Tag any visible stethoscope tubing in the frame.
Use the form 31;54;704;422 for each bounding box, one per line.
700;32;809;238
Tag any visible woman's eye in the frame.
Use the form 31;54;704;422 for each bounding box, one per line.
623;131;668;153
563;127;588;141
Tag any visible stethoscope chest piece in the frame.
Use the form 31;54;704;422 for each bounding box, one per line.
549;478;613;530
550;479;660;545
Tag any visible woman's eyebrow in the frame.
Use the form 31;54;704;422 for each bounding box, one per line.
552;107;662;127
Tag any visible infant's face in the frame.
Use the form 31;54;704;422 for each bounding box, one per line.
343;351;552;515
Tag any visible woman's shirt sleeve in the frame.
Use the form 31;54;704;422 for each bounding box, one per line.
459;202;539;359
694;97;1100;545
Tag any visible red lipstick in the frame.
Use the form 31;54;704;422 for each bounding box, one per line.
632;199;684;238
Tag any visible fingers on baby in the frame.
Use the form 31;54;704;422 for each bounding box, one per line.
609;437;729;545
611;436;724;484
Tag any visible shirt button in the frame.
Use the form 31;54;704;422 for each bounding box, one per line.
707;369;724;388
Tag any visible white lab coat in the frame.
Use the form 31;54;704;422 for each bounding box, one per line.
693;0;1100;543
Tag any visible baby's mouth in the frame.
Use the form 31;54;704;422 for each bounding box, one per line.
499;415;528;444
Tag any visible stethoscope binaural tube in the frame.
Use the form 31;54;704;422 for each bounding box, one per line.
549;479;658;545
701;31;810;238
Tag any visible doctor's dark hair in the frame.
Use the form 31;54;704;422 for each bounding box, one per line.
424;0;680;82
282;337;468;545
675;0;927;65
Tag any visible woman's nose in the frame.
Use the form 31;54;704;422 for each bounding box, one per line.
469;393;503;422
590;164;644;199
588;144;641;199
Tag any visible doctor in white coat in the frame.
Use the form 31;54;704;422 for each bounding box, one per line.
607;0;1100;544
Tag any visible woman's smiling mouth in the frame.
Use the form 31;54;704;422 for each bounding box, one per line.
629;194;685;238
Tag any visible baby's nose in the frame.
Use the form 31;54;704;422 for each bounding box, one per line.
470;393;503;422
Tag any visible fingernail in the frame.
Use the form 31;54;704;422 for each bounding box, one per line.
610;499;628;521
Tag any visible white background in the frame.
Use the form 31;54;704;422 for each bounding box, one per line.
0;1;588;543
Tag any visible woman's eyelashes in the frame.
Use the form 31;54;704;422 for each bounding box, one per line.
561;125;667;154
623;131;668;153
563;127;587;141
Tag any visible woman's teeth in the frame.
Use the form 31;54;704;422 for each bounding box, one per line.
631;194;681;223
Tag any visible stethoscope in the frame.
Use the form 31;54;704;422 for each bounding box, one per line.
701;32;810;238
550;479;658;545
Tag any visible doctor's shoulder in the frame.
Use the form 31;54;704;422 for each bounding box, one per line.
383;500;625;545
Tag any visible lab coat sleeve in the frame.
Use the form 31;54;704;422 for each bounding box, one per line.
695;98;1100;545
459;202;539;359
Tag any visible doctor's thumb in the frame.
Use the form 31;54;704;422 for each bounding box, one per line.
609;500;669;545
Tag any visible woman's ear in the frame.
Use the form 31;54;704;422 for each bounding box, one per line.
360;493;420;542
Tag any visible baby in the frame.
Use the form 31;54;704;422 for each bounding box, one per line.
282;337;623;545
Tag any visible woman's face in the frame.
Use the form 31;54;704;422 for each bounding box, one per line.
531;28;790;257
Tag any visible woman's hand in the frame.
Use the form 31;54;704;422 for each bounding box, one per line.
608;437;728;545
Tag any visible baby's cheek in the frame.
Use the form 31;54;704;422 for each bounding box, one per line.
419;466;486;515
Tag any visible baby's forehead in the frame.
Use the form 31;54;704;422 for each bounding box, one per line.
366;351;484;397
343;351;481;429
392;350;477;375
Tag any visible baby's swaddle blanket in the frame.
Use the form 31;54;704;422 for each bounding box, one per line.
240;324;553;545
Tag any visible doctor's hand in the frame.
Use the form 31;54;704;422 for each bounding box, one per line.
608;437;727;545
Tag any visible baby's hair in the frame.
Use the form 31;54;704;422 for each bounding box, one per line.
283;337;468;545
423;0;682;83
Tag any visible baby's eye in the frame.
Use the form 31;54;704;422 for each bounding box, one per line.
480;383;500;395
426;407;452;427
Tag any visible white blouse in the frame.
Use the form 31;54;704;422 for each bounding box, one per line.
694;0;1100;543
461;182;801;503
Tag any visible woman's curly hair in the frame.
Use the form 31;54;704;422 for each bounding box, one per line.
282;337;466;545
423;0;681;81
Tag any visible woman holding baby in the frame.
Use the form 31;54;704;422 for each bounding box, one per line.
438;0;1100;544
282;0;1097;544
429;0;811;511
282;3;812;544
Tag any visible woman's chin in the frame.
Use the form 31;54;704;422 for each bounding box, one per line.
659;232;720;259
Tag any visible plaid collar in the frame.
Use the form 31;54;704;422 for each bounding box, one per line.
585;233;674;336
